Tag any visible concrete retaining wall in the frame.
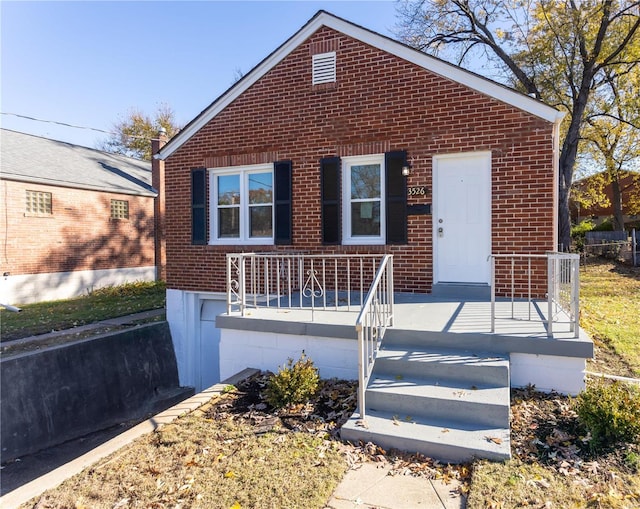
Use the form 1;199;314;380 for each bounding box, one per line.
1;322;192;462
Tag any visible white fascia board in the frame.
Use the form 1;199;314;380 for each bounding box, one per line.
157;11;564;160
323;14;565;124
157;17;323;160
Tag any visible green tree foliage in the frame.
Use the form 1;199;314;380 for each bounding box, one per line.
577;65;640;230
101;103;181;161
395;0;640;249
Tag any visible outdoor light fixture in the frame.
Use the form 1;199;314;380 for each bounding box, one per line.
402;164;412;176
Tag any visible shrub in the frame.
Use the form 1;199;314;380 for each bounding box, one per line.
265;352;320;409
576;380;640;451
571;219;595;251
593;219;614;232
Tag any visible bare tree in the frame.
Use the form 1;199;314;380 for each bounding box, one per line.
395;0;640;249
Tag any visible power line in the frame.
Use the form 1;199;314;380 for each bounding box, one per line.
0;112;148;139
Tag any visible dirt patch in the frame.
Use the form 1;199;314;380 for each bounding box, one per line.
468;385;640;508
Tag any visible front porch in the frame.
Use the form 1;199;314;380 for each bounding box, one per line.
217;293;593;392
217;252;592;463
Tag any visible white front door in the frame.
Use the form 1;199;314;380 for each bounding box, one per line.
433;152;491;284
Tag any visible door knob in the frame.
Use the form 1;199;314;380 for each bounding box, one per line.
438;227;444;237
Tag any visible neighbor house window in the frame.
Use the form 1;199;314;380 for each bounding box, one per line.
342;155;385;245
210;163;274;244
25;190;52;215
110;199;129;219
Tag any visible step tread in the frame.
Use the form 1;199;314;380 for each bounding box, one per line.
367;374;510;408
376;346;509;367
341;409;510;462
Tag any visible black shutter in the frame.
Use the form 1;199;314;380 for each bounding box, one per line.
274;160;293;245
321;157;341;244
385;151;407;244
191;168;207;245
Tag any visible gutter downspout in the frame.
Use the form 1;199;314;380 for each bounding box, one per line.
152;128;168;281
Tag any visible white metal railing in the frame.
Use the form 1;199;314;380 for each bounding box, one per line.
355;254;394;420
226;252;387;319
489;252;580;338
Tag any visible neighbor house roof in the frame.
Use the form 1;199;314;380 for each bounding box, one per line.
1;129;157;197
156;10;565;161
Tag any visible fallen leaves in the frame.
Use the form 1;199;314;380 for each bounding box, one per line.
509;386;640;506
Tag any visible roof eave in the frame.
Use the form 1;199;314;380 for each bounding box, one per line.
157;10;564;161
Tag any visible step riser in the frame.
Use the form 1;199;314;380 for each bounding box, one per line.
366;391;509;429
340;427;509;464
374;358;509;387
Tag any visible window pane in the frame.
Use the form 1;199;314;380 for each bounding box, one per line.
249;172;273;204
110;199;129;219
351;164;380;199
351;201;380;236
26;190;52;214
217;175;240;205
250;205;273;237
218;208;240;238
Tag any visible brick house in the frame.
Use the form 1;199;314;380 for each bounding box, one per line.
570;170;640;229
156;12;590;461
0;129;158;305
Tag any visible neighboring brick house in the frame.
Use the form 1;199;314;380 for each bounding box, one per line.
0;129;158;305
570;170;640;229
155;11;566;390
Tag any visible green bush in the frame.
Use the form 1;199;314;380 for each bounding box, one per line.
593;218;614;232
576;380;640;451
265;352;320;409
571;219;595;251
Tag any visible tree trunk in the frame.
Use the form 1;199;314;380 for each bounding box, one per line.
558;72;595;251
611;173;625;231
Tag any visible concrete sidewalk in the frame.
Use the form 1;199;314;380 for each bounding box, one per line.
325;462;465;509
1;366;466;509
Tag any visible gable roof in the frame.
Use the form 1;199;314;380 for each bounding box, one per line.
157;10;564;161
1;129;157;197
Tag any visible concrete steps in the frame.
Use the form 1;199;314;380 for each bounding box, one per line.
341;344;511;463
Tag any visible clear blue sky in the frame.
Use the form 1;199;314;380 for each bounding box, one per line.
1;1;398;149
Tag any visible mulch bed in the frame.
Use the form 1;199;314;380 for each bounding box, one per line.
206;372;639;500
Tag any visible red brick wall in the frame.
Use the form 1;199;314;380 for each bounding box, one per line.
0;180;155;275
164;27;556;297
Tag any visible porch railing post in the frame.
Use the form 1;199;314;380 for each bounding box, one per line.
490;255;496;333
547;253;554;338
226;254;232;314
357;323;366;419
571;255;580;337
388;256;394;327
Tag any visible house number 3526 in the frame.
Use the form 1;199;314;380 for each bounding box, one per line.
408;186;428;196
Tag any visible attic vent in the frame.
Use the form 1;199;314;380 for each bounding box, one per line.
312;51;336;85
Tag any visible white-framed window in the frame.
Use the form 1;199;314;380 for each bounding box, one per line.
341;154;385;245
209;163;274;245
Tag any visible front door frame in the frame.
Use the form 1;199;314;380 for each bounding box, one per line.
432;150;492;285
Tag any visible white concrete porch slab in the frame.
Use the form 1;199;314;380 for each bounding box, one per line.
218;294;593;359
